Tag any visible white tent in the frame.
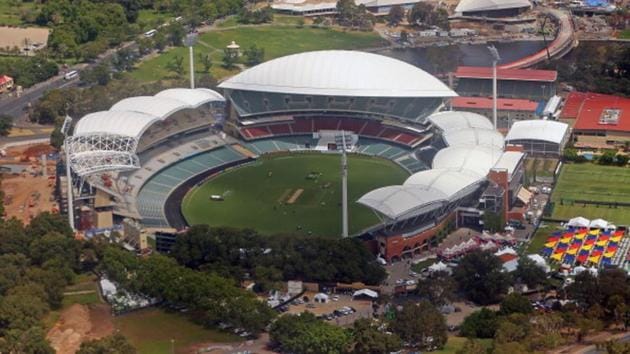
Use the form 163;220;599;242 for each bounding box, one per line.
314;293;329;303
568;216;590;228
502;259;519;272
527;254;550;273
495;247;517;257
353;289;379;299
428;261;449;273
589;218;608;229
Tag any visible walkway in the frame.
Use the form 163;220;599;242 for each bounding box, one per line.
499;8;577;69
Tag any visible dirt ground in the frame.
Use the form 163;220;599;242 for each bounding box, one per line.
1;143;58;223
0;26;49;50
47;304;114;354
444;301;500;327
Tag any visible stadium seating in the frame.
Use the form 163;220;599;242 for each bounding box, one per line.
355;138;410;160
398;157;428;173
456;78;556;101
136;146;247;227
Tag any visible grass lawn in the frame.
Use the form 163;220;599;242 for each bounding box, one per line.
0;0;36;26
131;22;386;82
550;163;630;224
524;157;558;182
526;222;562;254
619;29;630;39
137;9;173;30
114;308;239;354
434;337;492;354
182;153;408;237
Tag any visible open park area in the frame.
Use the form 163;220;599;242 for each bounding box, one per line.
182;153;408;237
131;16;386;82
549;163;630;224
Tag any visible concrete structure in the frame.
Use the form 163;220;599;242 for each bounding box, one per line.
560;92;630;150
454;0;531;17
272;0;422;16
451;96;541;129
454;66;557;101
505;120;570;156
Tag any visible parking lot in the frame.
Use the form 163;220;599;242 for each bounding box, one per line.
285;293;374;326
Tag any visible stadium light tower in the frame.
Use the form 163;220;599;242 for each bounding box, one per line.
61;115;75;231
341;131;349;238
487;45;501;130
184;33;198;89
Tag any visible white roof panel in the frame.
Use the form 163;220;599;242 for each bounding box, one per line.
455;0;531;13
404;168;484;200
443;128;505;149
505;120;569;145
433;145;502;177
219;50;457;98
357;185;447;220
492;151;524;176
73;111;159;138
110;96;191;118
429;111;493;132
155;88;224;106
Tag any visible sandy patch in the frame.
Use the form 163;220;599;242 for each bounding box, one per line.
286;188;303;204
0;26;49;50
47;304;114;354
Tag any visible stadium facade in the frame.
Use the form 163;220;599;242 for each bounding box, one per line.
64;50;531;261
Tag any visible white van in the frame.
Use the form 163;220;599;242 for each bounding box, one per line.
144;29;157;38
64;70;79;80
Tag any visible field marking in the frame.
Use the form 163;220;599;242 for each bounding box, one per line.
277;189;292;203
286;189;304;204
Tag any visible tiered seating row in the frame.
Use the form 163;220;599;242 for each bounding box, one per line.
136;146;246;227
241;117;425;147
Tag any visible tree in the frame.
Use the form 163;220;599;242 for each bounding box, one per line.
80;63;111;86
456;339;488;354
0;327;54;354
514;257;547;288
388;5;405;26
222;48;238;69
390;301;447;350
416;270;457;306
0;114;13;136
460;308;498;339
137;37;153;55
165;22;186;47
407;2;449;29
499;293;533;316
351;318;402;354
153;31;168;52
244;45;264;67
77;333;136;354
482;211;504;233
166;55;185;77
199;53;212;73
269;312;351;354
453;251;511;305
598;150;616;165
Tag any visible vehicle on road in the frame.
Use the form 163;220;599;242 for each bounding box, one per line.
64;71;79;80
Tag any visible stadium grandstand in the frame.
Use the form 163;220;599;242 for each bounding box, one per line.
358;110;528;261
560;92;630;150
271;0;422;17
454;66;557;101
454;0;531;17
63;50;458;233
505;120;570;157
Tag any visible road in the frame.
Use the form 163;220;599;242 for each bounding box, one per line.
499;8;577;69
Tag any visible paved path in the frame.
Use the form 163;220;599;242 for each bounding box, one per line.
499;8;576;69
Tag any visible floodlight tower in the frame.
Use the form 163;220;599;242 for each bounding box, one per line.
184;33;198;89
61;115;75;231
341;131;349;238
487;45;501;130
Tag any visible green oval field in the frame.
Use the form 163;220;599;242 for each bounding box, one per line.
181;153;409;237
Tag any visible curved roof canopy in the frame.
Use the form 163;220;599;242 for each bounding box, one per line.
433;146;503;178
218;50;457;98
403;168;484;200
455;0;531;13
429;111;493;132
505;120;569;145
67;88;224;176
443;128;505;150
357;185;448;221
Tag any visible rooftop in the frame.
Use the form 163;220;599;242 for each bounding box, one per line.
455;66;557;82
452;96;539;112
455;0;531;13
561;92;630;133
505;119;569;144
0;75;12;85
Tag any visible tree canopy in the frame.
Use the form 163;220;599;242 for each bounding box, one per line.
390;301;447;350
453;250;511;304
269;312;351;354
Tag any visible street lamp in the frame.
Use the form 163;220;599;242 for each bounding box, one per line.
487;45;501;130
184;33;198;89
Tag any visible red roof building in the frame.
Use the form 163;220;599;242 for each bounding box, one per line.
561;92;630;149
0;75;13;93
451;97;540;130
455;66;558;82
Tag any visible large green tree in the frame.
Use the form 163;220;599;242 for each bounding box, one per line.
77;333;136;354
351;318;402;354
390;301;447;350
269;312;351;354
453;251;511;304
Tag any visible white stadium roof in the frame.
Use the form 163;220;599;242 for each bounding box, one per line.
505;120;569;145
218;50;457;98
404;168;484;201
455;0;531;13
442;128;505;150
428;111;493;132
67;88;224;176
433;146;503;178
358;185;448;220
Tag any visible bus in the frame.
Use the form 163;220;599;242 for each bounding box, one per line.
64;70;79;80
144;29;157;38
